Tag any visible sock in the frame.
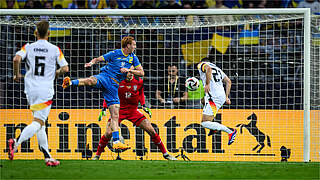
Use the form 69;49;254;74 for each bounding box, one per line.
71;80;79;86
36;126;51;159
16;121;41;146
201;121;233;134
112;131;119;142
96;135;110;156
151;133;167;154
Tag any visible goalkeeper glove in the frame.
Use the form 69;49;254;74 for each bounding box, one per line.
98;108;107;121
142;105;152;118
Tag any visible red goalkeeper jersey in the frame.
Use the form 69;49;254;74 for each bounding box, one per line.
118;77;145;110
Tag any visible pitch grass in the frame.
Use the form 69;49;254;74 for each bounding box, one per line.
1;160;319;180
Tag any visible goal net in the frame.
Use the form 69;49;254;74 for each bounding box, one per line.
0;9;318;162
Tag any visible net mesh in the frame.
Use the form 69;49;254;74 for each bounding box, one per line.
0;12;318;162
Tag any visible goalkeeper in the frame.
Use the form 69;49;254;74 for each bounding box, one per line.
94;70;177;161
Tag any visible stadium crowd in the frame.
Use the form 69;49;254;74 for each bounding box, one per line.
1;0;320;13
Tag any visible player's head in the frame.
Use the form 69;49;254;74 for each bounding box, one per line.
35;20;50;39
200;57;210;63
122;36;136;53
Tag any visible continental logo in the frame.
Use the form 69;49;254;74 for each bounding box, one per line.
0;109;318;162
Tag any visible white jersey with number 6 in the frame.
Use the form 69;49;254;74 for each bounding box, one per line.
16;40;68;99
197;62;227;111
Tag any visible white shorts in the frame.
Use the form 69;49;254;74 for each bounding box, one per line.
26;92;53;122
202;95;224;117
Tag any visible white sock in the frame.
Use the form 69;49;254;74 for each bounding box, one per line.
201;121;233;134
36;126;51;159
16;121;41;146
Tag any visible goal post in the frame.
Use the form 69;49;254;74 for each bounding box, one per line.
0;8;317;162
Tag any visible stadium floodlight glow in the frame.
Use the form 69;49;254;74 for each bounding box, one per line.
0;8;317;163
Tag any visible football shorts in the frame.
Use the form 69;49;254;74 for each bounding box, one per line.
94;72;120;107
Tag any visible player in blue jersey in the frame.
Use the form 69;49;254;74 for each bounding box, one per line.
62;36;144;150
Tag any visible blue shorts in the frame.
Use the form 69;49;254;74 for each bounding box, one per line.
94;72;120;107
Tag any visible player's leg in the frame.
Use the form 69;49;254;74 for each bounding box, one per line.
200;98;237;145
62;76;97;88
93;121;112;160
8;118;42;160
138;118;177;160
108;104;130;150
32;104;60;166
8;95;51;160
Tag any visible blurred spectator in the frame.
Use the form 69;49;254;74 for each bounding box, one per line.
68;0;78;9
257;0;267;8
117;0;133;8
208;0;233;23
182;2;200;30
160;0;182;8
208;0;228;8
131;0;154;9
2;0;19;9
87;0;107;9
53;0;72;8
44;1;53;9
24;0;43;8
298;0;320;14
41;1;52;20
156;63;188;109
104;0;122;23
77;0;86;9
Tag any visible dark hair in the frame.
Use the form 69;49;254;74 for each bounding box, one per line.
36;20;49;38
200;57;210;62
121;36;135;48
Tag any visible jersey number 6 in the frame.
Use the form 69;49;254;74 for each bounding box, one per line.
35;56;45;76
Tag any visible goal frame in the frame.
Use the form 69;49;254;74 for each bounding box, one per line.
0;8;311;162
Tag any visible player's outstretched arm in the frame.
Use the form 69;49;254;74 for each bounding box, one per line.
13;55;23;82
85;56;104;68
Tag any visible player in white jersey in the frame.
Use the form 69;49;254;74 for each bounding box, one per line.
197;58;237;145
8;20;69;166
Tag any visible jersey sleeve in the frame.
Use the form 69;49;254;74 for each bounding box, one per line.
101;51;115;63
132;54;141;68
16;43;29;59
138;78;146;105
56;47;68;67
197;62;207;73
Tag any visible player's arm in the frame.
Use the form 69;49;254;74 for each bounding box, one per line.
13;55;23;82
222;75;232;104
139;81;152;118
204;64;212;94
55;65;69;78
130;65;144;77
85;56;105;68
121;65;144;77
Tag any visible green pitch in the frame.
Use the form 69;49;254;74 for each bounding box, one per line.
1;160;319;179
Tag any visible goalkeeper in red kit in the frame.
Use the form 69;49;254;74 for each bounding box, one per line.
93;70;177;160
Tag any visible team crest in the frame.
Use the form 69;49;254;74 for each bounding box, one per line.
133;85;137;91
